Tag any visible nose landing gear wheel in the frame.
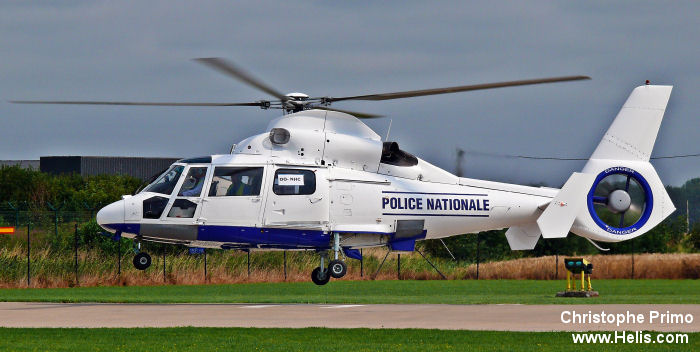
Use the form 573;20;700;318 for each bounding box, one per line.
328;259;347;279
311;267;330;286
133;252;152;270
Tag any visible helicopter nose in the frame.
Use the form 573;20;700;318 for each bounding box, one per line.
96;200;124;233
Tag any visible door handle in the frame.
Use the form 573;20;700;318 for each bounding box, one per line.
251;198;261;203
308;196;323;204
194;217;207;225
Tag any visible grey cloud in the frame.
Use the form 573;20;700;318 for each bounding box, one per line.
1;1;698;186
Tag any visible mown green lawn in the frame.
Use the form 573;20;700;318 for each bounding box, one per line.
0;328;696;352
0;279;698;304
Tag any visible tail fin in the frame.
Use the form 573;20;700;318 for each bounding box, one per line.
536;85;675;243
589;85;672;162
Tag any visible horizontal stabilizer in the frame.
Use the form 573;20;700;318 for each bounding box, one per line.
538;172;596;238
505;222;541;250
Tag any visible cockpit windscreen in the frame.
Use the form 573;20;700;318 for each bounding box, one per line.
142;165;185;195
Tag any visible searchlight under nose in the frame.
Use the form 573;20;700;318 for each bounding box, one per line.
96;200;125;233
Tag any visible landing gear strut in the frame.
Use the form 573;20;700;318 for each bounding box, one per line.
132;241;152;270
329;232;347;278
328;259;347;278
311;266;330;285
311;252;330;285
310;233;348;285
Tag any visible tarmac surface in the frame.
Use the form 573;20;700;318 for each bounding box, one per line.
2;302;699;331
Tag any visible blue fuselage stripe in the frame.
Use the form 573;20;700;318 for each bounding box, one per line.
382;191;488;196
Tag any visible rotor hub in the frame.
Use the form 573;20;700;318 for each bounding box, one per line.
607;189;631;213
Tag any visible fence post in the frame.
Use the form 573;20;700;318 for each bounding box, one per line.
283;250;287;281
204;249;208;282
7;202;19;229
360;249;363;277
631;241;635;279
26;221;31;287
117;238;121;277
46;201;65;241
476;233;480;280
83;201;100;221
247;251;251;278
397;253;401;280
74;223;79;286
163;249;166;283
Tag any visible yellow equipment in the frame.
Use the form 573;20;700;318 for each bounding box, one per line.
564;257;593;291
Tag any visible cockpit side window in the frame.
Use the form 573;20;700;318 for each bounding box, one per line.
208;167;263;197
177;167;208;197
143;165;185;195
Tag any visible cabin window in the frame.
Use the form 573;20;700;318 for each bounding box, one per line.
143;165;185;195
273;169;316;195
143;196;169;219
167;199;198;218
208;167;263;197
177;167;208;197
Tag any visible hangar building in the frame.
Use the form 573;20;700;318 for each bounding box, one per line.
39;156;180;181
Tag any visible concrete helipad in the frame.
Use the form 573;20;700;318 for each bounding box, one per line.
1;302;699;331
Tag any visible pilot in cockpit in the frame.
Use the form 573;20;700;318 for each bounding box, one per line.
180;167;207;197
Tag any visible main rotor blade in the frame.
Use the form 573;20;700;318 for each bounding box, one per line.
325;75;590;102
314;106;383;119
194;57;288;101
10;100;265;107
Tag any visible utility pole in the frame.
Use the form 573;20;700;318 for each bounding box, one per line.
476;233;480;280
687;199;691;234
74;224;79;286
456;148;465;177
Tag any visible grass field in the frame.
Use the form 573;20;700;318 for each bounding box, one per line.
0;279;698;304
0;328;696;351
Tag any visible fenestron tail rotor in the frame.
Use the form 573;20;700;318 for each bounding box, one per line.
10;57;590;118
591;173;647;228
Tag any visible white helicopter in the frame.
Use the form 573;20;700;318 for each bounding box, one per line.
14;58;675;285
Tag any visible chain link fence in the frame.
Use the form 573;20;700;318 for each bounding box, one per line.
1;206;697;288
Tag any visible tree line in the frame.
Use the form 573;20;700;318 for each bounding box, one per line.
0;166;141;211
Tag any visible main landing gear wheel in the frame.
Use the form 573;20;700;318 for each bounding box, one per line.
311;267;330;286
328;259;347;279
133;252;152;270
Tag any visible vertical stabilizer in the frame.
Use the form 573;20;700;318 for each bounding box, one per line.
533;85;675;245
588;85;672;162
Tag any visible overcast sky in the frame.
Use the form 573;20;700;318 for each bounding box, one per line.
1;1;698;186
